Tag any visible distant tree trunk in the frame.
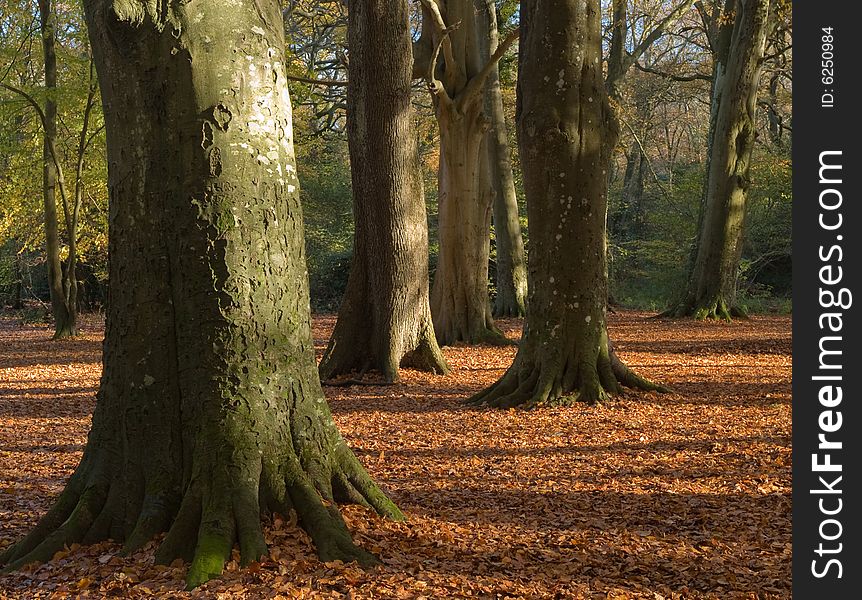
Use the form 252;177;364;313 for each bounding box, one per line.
476;0;527;318
38;0;76;338
611;142;646;240
1;0;401;589
12;253;24;310
319;0;448;383
663;0;770;320
419;0;517;345
472;0;662;409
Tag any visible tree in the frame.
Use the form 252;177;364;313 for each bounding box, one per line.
417;0;518;346
471;0;662;408
476;0;527;318
661;0;771;319
1;0;105;336
1;0;402;589
318;0;449;382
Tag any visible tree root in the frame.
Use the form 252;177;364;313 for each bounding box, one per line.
657;295;748;322
468;345;666;409
1;437;403;590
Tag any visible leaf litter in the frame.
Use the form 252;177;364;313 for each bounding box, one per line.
0;311;791;598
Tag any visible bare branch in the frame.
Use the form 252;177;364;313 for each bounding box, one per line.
634;61;712;82
455;27;519;114
419;0;462;90
284;73;347;87
426;28;454;109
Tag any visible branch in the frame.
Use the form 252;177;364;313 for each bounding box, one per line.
456;27;519;114
634;61;712;82
284;73;347;87
0;81;48;131
426;28;454;109
619;116;671;200
622;0;694;74
419;0;462;91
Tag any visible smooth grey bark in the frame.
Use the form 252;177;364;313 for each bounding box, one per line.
419;0;517;346
319;0;448;383
471;0;662;409
663;0;770;319
475;0;527;318
1;0;401;589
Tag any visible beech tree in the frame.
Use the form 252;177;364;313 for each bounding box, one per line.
471;0;662;408
1;0;401;589
476;0;527;318
417;0;518;345
662;0;771;319
318;0;448;382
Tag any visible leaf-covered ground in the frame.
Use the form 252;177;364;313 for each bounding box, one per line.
0;311;791;599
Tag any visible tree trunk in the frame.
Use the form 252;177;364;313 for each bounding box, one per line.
12;252;23;310
611;142;646;241
663;0;770;320
475;0;527;318
431;94;503;345
471;0;662;409
319;0;448;383
1;0;401;589
38;0;76;338
421;0;512;346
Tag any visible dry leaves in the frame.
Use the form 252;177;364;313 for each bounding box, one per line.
0;311;791;599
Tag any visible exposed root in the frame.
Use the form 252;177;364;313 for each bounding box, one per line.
657;295;747;322
469;345;666;409
1;436;403;590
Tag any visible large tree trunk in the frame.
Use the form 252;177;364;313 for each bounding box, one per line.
475;0;527;318
422;0;514;346
319;0;448;383
663;0;770;320
1;0;401;589
471;0;662;409
431;93;502;345
38;0;76;339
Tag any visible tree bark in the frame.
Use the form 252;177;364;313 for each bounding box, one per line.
1;0;401;589
663;0;770;320
476;0;527;318
38;0;76;338
421;0;514;346
471;0;663;409
318;0;448;383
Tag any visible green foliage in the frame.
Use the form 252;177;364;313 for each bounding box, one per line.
295;136;354;311
608;148;792;314
1;0;109;305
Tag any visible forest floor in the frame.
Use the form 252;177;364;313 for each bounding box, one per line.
0;311;791;599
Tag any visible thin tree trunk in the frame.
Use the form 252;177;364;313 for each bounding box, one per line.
2;0;401;589
471;0;662;409
476;0;527;318
319;0;448;382
663;0;770;320
38;0;75;338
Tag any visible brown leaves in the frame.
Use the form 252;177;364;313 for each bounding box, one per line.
0;311;791;598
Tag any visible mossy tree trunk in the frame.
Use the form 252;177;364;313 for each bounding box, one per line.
475;0;527;318
419;0;517;346
471;0;663;409
1;0;401;589
318;0;448;383
662;0;770;320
